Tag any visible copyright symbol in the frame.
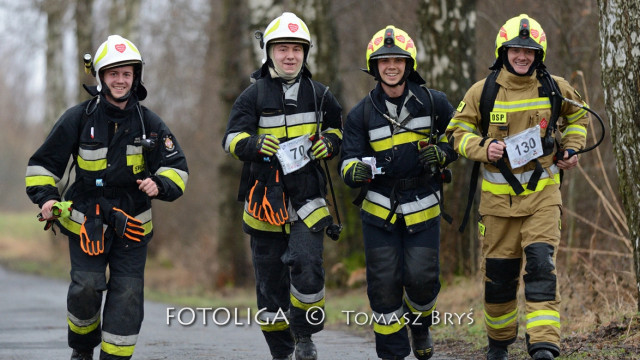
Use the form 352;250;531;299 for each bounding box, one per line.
305;306;325;326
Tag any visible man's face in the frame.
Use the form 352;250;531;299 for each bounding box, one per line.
377;57;406;86
507;47;536;75
102;65;134;101
272;43;304;76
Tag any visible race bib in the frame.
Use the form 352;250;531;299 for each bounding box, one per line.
275;136;313;175
504;125;543;169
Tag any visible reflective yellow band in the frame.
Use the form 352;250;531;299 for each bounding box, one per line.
484;308;518;329
373;316;406;335
260;320;290;332
526;310;560;329
67;317;100;335
25;175;56;187
101;342;135;357
290;293;325;311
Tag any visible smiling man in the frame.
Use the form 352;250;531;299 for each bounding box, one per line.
340;26;458;360
445;14;589;360
25;35;188;360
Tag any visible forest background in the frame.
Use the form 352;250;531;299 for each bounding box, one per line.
1;0;638;357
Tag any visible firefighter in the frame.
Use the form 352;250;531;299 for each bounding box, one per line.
445;14;588;360
25;35;188;360
222;12;343;360
340;26;457;360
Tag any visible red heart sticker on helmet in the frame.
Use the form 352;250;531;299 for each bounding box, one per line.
288;23;299;32
115;44;126;53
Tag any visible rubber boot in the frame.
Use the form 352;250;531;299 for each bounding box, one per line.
486;345;508;360
411;328;434;359
273;355;293;360
70;349;93;360
294;335;317;360
532;349;554;360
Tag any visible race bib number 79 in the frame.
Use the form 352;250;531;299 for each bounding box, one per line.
504;125;543;169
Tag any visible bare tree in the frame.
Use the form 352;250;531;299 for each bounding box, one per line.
75;0;95;102
40;0;67;126
597;0;640;310
417;0;479;275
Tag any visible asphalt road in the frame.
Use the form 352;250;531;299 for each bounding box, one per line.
0;266;382;359
0;266;464;359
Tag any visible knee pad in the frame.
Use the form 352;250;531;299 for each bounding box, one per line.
404;247;440;303
523;243;557;301
68;271;107;316
485;258;521;303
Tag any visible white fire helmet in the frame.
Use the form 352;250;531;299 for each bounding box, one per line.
261;12;311;64
93;35;144;92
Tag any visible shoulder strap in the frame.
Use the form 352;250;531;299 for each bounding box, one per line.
479;69;501;138
459;70;500;232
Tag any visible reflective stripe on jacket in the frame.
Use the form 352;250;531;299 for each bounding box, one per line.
340;81;455;233
223;73;343;236
25;94;188;237
445;67;588;217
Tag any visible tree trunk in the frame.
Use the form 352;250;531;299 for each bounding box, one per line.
75;0;94;102
42;0;67;126
417;0;478;275
597;0;640;310
213;0;253;287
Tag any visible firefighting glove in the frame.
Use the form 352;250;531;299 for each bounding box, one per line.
309;134;333;160
418;141;447;168
246;179;267;221
346;161;373;183
253;134;280;156
80;204;104;256
38;201;74;233
262;169;289;226
111;207;145;242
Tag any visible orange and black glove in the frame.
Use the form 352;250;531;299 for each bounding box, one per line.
262;169;289;226
80;204;105;256
246;179;267;221
111;208;145;242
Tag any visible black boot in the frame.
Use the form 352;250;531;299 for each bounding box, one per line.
486;345;508;360
273;355;293;360
294;335;317;360
70;349;93;360
532;349;554;359
411;328;434;359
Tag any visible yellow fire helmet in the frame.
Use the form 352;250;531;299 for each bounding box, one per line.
93;35;144;93
366;25;417;73
260;12;312;64
495;14;547;61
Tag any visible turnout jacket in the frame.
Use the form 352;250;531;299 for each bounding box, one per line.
25;94;189;239
445;67;588;217
340;81;456;233
223;70;343;236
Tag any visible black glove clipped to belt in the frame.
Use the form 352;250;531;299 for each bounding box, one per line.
111;207;145;242
247;179;267;221
262;168;289;226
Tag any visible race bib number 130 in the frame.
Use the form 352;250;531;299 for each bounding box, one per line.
504;125;543;169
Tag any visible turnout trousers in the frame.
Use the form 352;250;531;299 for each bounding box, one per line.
66;231;148;360
250;221;325;358
480;205;561;357
362;218;441;359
